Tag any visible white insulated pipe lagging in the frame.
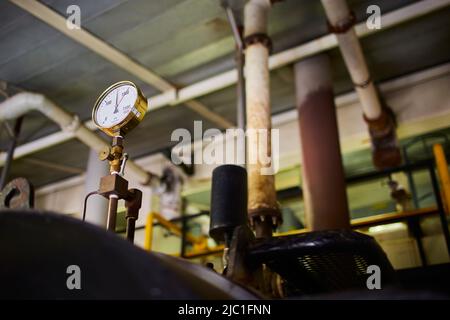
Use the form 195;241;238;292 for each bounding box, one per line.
244;0;281;233
244;0;271;36
0;92;74;128
0;92;152;185
321;0;382;120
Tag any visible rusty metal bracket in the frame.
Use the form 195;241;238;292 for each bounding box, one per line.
248;207;282;229
125;188;142;220
226;225;257;285
327;11;356;34
124;188;142;242
98;174;129;199
364;107;402;169
0;178;34;209
244;33;273;53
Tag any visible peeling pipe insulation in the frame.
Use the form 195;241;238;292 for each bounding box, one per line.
0;92;153;185
321;0;402;170
244;0;281;238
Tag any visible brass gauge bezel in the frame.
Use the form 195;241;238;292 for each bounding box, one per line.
92;80;148;137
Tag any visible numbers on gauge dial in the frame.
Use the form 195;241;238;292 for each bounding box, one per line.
95;84;138;128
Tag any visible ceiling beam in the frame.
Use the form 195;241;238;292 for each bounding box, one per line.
23;157;84;174
9;0;233;128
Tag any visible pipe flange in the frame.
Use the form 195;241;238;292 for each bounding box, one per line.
364;108;402;169
364;108;392;134
63;115;81;133
354;76;372;89
244;33;273;53
248;207;282;228
327;11;356;34
371;133;402;169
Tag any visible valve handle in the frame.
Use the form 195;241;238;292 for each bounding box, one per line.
99;146;112;161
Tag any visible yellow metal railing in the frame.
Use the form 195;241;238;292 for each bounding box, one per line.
433;143;450;215
143;212;209;253
144;212;154;251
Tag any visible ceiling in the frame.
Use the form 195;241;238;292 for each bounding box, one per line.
0;0;449;187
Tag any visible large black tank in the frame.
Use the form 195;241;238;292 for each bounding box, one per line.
0;210;257;299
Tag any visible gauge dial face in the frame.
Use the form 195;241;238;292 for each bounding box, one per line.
94;84;138;128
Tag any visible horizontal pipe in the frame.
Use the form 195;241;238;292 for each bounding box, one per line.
4;60;450;172
0;0;448;166
0;92;152;184
152;212;205;245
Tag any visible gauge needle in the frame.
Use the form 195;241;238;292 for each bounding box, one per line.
118;90;128;107
114;90;119;114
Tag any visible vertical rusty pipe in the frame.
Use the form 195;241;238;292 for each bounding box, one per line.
294;54;350;230
244;0;281;238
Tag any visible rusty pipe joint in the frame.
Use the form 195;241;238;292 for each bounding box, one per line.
244;33;272;53
248;207;282;236
327;10;356;34
364;108;402;170
243;0;273;52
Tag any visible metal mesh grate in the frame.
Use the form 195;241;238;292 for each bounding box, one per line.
249;230;396;295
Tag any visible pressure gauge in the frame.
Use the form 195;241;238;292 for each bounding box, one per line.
93;81;148;137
